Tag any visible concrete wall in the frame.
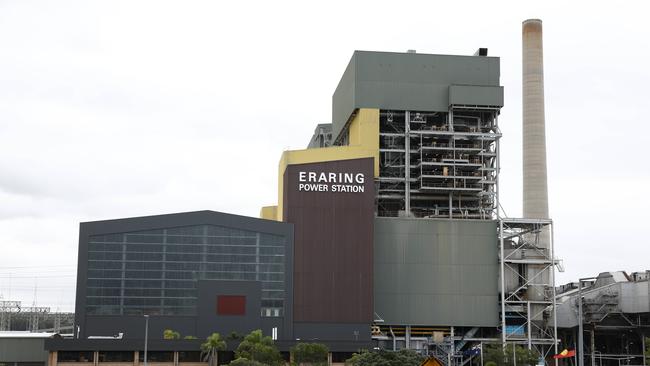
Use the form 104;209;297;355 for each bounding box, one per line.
374;217;499;326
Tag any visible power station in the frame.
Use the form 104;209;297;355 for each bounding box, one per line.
39;19;560;365
15;19;642;366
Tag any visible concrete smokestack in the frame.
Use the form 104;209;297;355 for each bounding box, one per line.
522;19;550;319
522;19;549;220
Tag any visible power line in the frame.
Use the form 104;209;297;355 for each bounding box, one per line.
0;265;74;269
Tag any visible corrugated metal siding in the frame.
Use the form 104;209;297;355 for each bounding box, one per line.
332;51;502;141
619;282;649;313
0;338;48;362
374;218;499;326
331;54;356;143
449;85;504;107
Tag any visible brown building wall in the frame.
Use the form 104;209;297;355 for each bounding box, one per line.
283;158;374;324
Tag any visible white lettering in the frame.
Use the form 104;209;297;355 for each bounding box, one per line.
296;170;366;193
299;183;329;192
331;184;364;193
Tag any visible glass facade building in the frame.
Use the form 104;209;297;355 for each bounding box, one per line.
85;224;286;317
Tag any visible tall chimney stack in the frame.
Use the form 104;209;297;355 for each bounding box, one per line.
522;19;550;317
522;19;549;221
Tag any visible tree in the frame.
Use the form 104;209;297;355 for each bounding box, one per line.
228;358;266;366
201;332;227;366
483;343;540;366
346;349;425;366
227;331;243;342
163;329;180;339
291;342;329;365
235;329;283;366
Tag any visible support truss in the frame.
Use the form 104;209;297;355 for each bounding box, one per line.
498;218;558;364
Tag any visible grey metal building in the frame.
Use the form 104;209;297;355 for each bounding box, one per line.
555;271;650;366
0;332;53;366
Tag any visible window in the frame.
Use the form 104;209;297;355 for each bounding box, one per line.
138;351;173;362
87;225;286;317
178;351;202;362
98;351;134;362
57;351;94;362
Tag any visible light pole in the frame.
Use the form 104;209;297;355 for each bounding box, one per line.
144;315;149;366
578;275;611;366
578;277;595;366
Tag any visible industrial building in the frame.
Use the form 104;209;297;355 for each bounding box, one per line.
555;271;650;366
42;19;566;365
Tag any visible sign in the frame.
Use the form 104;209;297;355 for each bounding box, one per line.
297;171;366;193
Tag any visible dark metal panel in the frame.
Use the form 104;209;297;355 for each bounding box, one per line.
45;338;205;352
373;217;499;326
293;322;371;342
283;158;374;325
79;210;292;237
85;315;196;340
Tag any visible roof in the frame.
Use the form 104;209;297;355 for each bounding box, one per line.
0;331;56;339
79;210;293;237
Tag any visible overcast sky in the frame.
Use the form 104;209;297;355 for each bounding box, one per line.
1;1;648;313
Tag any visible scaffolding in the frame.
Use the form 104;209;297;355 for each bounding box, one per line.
376;107;501;219
498;218;558;361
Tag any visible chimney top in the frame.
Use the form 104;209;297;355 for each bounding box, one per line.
474;48;488;56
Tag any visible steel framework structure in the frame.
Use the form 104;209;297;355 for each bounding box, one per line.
0;299;73;332
498;218;558;363
376;107;501;219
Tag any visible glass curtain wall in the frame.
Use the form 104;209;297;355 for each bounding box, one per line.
86;225;286;317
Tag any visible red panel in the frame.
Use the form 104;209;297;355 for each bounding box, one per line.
217;295;246;315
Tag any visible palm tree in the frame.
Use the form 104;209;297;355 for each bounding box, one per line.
201;332;227;366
